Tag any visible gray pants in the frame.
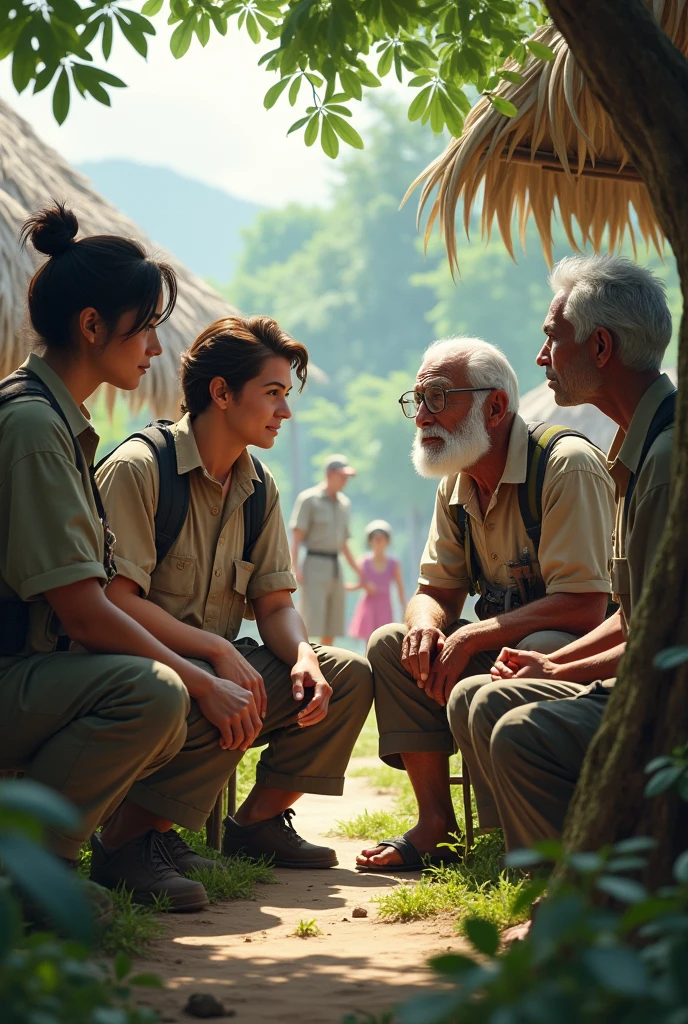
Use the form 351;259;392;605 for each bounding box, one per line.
447;675;611;849
368;621;577;771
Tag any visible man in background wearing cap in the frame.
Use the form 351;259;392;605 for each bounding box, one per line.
290;456;362;645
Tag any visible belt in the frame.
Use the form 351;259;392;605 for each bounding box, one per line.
306;551;340;558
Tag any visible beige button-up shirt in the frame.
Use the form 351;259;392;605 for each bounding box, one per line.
607;374;675;637
0;353;106;661
419;414;615;597
289;483;351;554
96;414;296;642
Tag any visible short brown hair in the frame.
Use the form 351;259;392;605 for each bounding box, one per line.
180;315;308;417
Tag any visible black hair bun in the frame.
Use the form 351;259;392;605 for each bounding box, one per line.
20;201;79;258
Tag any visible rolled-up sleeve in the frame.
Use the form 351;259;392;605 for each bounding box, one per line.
289;492;311;533
418;482;470;590
95;450;158;596
248;481;297;600
539;442;615;595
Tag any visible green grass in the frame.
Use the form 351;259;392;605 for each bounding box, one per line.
99;886;167;957
292;917;323;938
329;809;414;840
373;832;528;931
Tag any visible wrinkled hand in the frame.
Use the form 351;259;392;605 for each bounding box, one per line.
197;676;263;752
490;648;556;681
401;625;446;684
291;655;332;728
212;642;267;719
425;631;474;706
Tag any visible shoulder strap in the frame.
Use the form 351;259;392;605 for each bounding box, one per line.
518;422;594;555
242;456;267;562
0;369;80;461
97;419;190;566
624;390;676;525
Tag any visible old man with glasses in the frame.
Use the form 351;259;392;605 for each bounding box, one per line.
356;336;615;872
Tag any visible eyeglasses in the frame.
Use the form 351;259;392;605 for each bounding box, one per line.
398;386;497;419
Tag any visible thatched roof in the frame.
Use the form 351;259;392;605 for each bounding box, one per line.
410;2;687;271
520;367;678;452
0;98;236;417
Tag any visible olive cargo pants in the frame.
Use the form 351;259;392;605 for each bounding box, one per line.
0;642;372;859
367;619;576;771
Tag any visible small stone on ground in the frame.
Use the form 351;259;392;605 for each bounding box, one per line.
351;906;368;918
184;992;233;1018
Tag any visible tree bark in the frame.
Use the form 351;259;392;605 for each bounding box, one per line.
544;0;688;887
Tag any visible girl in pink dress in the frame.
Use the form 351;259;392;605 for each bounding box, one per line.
348;520;407;643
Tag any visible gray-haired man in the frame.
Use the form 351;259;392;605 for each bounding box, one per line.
456;255;675;854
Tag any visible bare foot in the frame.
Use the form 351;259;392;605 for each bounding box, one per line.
501;919;532;944
355;821;458;869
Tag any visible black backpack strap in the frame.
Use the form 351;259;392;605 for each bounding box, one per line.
242;456;267;562
96;419;190;566
519;422;595;555
452;502;478;595
624;390;676;525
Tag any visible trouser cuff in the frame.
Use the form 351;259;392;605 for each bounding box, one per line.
255;767;345;796
379;730;456;770
126;781;211;832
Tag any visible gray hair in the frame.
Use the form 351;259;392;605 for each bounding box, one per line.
423;336;519;412
549;254;672;372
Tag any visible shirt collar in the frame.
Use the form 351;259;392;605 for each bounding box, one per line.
22;353;94;441
607;374;676;476
449;413;528;507
173;413;261;490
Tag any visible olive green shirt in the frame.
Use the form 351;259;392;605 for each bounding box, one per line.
289;483;351;554
419;414;615;597
95;414;297;643
607;373;675;637
0;353;105;660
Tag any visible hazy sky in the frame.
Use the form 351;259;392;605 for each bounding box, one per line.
0;24;385;207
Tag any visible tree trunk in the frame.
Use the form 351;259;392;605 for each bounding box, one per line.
544;0;688;887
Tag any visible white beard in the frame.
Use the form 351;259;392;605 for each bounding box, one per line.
411;397;491;478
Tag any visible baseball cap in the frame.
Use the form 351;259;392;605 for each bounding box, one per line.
325;454;356;476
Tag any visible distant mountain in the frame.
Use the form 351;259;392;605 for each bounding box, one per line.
77;159;263;282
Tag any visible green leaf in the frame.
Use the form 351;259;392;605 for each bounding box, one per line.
327;113;363;149
304;114;319;147
129;972;164;987
117;15;149;57
510;876;548;917
582;946;649;996
408;84;432;122
210;8;228;35
377;44;394;78
654;646;688;670
463;917;499;956
287;115;310;135
320;115;339;159
288;73;302;105
673;850;688;883
0;834;93;945
428;952;478;976
114;951;131;980
596;875;648;904
614;837;657;854
499;69;524;84
645;765;683;797
489;95;518;117
102;17;113;60
527;39;556;61
0;779;81;833
141;0;164;14
339;68;362;100
429;92;444;134
170;14;196;58
504;848;547;869
356;65;381;88
196;13;211;47
245;11;261;44
567;851;605;874
264;76;291;108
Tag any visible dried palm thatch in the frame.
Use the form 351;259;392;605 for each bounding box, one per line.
410;1;688;272
0;97;237;417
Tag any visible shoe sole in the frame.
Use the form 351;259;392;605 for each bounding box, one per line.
223;848;338;870
131;888;210;912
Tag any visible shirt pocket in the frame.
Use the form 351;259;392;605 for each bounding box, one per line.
232;558;255;621
149;555;197;620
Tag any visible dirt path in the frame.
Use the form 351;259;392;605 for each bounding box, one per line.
134;767;464;1023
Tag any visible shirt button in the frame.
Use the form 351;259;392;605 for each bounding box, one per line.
491;553;498;561
177;560;185;570
219;537;225;546
211;506;220;516
214;569;222;578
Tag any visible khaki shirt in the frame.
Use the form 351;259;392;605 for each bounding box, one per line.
607;374;675;637
419;414;615;597
0;353;105;660
95;414;296;643
289;483;351;554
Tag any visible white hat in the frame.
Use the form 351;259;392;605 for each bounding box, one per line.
365;519;392;539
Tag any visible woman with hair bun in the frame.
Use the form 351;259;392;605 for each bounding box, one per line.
0;204;258;912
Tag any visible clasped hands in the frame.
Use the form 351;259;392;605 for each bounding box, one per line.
401;626;475;706
198;641;332;752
